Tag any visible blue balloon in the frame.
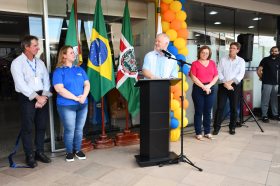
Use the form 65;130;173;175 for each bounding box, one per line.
182;64;190;75
170;118;179;129
168;42;174;47
168;46;178;56
176;54;186;62
170;111;174;118
179;0;186;11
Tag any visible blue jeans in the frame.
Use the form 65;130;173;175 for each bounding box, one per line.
192;84;215;135
57;104;88;153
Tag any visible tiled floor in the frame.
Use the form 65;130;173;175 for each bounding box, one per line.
0;119;280;186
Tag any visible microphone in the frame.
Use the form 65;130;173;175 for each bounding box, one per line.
161;49;172;57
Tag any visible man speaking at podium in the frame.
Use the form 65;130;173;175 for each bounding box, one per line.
142;33;178;79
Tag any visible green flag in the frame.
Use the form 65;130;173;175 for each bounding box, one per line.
87;0;115;102
65;3;82;65
116;1;140;117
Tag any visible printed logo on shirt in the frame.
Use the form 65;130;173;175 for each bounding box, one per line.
77;73;82;76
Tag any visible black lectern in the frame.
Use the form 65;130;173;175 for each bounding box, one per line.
134;78;180;167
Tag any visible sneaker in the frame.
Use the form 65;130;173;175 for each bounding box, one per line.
195;135;204;141
75;151;86;160
204;133;215;140
66;153;74;162
262;116;269;123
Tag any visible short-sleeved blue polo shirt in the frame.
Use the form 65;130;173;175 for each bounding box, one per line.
52;65;89;106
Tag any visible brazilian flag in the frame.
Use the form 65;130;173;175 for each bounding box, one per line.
87;0;115;102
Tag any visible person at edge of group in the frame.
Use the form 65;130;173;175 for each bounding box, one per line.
52;45;90;162
213;42;245;135
190;46;218;141
11;35;52;168
142;33;178;79
257;46;280;123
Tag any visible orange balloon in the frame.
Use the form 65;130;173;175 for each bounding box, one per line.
171;84;180;93
160;2;169;13
177;28;188;39
182;99;189;109
173;89;182;101
170;19;182;31
162;10;176;22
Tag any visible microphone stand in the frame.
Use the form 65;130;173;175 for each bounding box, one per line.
161;53;203;171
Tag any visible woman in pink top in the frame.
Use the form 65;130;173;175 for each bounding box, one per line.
190;46;218;140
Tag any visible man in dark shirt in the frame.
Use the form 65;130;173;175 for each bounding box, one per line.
257;46;280;123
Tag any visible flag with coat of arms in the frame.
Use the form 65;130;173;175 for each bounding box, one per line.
116;1;140;117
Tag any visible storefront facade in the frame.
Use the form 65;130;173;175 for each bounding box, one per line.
0;0;279;157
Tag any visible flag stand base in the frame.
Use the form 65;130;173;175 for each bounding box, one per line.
81;138;94;152
94;134;114;149
115;130;139;146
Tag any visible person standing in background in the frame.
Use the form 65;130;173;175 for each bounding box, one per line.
53;46;90;162
257;46;280;123
190;46;218;140
213;42;245;135
11;35;52;168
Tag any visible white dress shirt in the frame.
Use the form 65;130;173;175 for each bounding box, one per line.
11;53;52;100
218;55;245;84
142;50;178;79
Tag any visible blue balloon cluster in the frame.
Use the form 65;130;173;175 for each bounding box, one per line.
170;117;179;129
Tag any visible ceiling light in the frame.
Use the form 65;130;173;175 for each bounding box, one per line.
209;11;218;15
248;26;254;29
61;27;68;30
214;22;221;25
252;17;262;21
195;34;200;37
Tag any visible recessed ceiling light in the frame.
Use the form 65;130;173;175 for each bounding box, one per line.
252;17;262;21
195;34;200;37
209;11;218;15
248;26;254;29
214;22;221;25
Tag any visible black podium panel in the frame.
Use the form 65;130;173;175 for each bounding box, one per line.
135;79;180;167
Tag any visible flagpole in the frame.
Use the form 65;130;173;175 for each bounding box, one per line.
74;0;78;47
101;97;105;136
94;97;114;148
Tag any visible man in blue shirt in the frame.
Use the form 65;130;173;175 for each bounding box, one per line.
11;35;52;168
142;33;178;79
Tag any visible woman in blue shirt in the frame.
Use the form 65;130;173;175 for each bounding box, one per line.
52;46;90;162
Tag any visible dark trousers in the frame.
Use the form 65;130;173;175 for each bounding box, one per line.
18;93;49;156
214;83;241;131
192;84;216;135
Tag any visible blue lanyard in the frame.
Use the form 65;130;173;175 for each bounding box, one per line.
26;59;37;77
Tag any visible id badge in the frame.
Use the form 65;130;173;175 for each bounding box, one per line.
34;77;40;84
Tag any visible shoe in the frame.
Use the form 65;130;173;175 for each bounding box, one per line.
204;133;215;140
75;151;86;160
35;152;51;163
271;115;280;121
236;122;242;128
229;128;235;135
262;116;269;123
212;130;219;135
25;154;38;168
66;153;74;162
